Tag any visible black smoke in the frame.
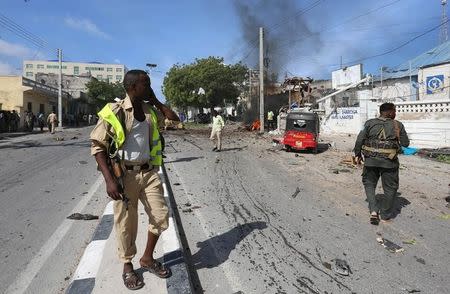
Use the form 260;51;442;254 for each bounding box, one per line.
233;0;323;79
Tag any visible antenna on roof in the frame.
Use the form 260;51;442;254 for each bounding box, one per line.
440;0;448;44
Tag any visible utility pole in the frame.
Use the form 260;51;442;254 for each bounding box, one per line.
248;69;252;102
380;66;383;101
259;27;265;133
409;60;413;100
57;48;62;129
440;0;448;44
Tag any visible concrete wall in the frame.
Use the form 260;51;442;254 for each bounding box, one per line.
372;77;417;102
0;76;24;112
418;63;450;101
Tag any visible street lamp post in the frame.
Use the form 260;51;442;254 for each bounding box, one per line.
146;63;157;79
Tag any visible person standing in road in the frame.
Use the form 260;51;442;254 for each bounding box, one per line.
354;102;410;225
47;111;58;134
210;110;224;152
267;110;275;131
90;69;179;290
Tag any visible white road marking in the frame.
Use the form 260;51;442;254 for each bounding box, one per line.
162;217;181;254
103;201;114;215
5;176;104;294
72;240;107;280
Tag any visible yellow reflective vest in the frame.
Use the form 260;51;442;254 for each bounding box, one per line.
98;103;163;166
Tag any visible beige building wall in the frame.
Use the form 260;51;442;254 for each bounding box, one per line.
0;76;69;128
0;76;24;112
23;60;126;83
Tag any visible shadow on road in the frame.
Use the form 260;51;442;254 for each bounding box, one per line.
220;146;248;152
164;156;204;164
191;221;267;270
391;195;411;219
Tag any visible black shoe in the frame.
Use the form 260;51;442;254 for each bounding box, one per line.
212;147;217;151
216;149;221;152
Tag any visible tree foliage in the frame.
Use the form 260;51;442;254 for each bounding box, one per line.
86;79;126;107
162;57;247;109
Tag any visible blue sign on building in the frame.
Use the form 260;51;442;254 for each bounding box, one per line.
426;75;444;94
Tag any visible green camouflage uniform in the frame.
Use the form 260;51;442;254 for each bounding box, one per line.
354;117;410;219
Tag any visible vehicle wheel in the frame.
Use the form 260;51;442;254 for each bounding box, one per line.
313;146;318;154
285;145;292;152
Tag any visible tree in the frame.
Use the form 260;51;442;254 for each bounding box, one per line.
162;57;247;110
86;79;125;107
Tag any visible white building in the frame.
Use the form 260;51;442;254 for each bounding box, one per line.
23;60;127;83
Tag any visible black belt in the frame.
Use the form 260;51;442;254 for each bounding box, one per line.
125;163;151;171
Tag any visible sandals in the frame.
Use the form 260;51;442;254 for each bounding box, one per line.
370;213;380;225
122;270;144;290
141;260;171;278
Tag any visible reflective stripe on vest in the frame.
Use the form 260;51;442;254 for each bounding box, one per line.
148;107;162;166
97;103;163;166
98;103;125;150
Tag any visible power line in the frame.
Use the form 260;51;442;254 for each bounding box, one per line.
343;19;450;65
0;13;48;48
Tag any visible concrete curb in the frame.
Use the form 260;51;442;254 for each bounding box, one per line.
66;166;194;294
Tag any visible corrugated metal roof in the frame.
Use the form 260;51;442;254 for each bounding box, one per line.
382;40;450;80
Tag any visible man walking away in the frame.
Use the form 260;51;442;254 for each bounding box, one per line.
47;111;58;134
90;69;179;290
267;110;275;131
354;103;409;225
210;110;224;152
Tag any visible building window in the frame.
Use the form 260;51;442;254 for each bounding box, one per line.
116;75;122;80
26;72;33;77
47;65;59;69
85;67;104;71
37;64;44;69
107;75;113;81
26;64;33;69
39;104;45;114
74;66;79;75
116;68;122;72
107;68;113;72
97;75;103;80
27;102;32;112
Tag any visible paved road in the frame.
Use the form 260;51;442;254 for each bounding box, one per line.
164;130;450;294
0;128;108;294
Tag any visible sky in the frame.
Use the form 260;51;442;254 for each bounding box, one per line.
0;0;446;100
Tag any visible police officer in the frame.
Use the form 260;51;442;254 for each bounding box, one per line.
354;102;410;225
90;70;179;290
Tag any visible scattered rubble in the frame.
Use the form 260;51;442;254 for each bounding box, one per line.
402;239;417;245
376;237;404;253
332;259;351;276
67;213;99;220
78;161;87;165
291;187;301;199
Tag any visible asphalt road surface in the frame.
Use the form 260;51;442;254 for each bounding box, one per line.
0;128;108;294
164;129;450;294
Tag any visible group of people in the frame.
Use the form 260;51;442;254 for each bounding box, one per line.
0;110;20;133
89;69;410;290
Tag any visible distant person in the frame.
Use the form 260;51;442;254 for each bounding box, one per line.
210;110;224;152
88;113;93;125
267;110;275;131
11;110;19;132
47;111;58;134
37;112;45;131
353;103;410;225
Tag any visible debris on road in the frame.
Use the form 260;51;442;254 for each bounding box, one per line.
332;259;351;276
67;213;99;220
70;136;78;140
184;202;192;207
402;239;417;245
191;205;202;210
181;208;193;213
376;237;404;253
173;183;181;186
215;157;220;163
438;214;450;220
414;256;426;265
291;187;301;199
55;137;64;141
78;160;88;165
